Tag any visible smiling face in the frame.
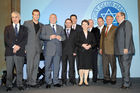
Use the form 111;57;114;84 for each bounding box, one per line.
97;18;104;27
70;16;77;24
82;21;89;31
116;12;125;24
65;19;72;28
106;16;113;26
11;12;20;24
49;14;57;24
32;11;40;22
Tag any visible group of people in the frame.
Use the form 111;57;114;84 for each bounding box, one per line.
4;9;135;92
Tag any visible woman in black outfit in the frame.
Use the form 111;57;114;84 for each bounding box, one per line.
76;20;96;86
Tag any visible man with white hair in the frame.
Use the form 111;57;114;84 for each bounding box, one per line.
4;11;28;91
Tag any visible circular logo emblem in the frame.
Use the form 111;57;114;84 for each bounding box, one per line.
91;1;127;26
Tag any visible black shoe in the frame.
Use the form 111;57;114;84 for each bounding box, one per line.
69;80;76;85
6;87;12;92
103;80;110;84
54;84;61;87
93;79;97;83
18;87;24;91
46;84;51;88
30;84;41;88
110;81;116;85
121;85;129;89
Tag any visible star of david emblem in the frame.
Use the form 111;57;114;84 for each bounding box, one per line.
101;9;117;24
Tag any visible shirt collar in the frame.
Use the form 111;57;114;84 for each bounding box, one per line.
13;23;19;28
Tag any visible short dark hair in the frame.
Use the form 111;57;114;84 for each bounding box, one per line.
65;18;72;23
70;14;77;19
98;17;103;20
119;12;125;18
32;9;40;15
81;19;89;25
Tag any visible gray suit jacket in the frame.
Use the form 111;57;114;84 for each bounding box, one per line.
40;24;66;56
114;20;135;55
24;20;44;53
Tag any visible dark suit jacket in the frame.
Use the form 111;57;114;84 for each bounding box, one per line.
114;20;135;55
4;24;28;56
76;31;97;54
62;29;77;55
100;25;117;55
72;24;83;54
91;27;100;49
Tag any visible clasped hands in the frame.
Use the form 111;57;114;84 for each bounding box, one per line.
50;35;61;40
13;45;20;53
82;44;91;50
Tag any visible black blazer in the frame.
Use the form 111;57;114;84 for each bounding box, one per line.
76;31;97;54
91;27;100;49
72;24;82;32
62;29;77;55
4;24;28;56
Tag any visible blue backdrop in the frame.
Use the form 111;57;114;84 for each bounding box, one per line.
21;0;140;78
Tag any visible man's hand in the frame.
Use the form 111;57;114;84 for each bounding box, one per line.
124;49;128;54
50;35;56;40
73;53;76;56
13;45;20;53
56;35;61;41
99;49;102;55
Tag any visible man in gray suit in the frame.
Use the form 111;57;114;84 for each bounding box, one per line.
24;9;44;87
115;12;135;89
40;14;65;88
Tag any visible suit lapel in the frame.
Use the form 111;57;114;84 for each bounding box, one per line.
10;24;17;36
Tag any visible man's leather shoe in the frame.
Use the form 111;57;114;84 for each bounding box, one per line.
46;84;51;88
103;80;110;84
110;81;116;85
121;85;129;89
18;87;24;91
69;80;76;85
30;84;41;88
6;87;12;92
54;84;61;87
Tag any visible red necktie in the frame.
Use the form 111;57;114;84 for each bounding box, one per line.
105;27;109;37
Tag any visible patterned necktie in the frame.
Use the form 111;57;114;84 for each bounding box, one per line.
15;24;18;36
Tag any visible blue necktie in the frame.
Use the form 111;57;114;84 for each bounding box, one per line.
15;24;18;36
52;25;56;34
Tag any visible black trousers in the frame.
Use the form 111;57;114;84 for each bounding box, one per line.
62;54;75;81
92;51;98;81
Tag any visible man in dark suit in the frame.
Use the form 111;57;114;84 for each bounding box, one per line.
70;14;82;32
4;11;27;91
100;16;117;84
70;14;82;79
115;12;135;89
40;14;66;88
23;9;44;87
88;19;98;82
93;17;105;80
62;18;77;85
